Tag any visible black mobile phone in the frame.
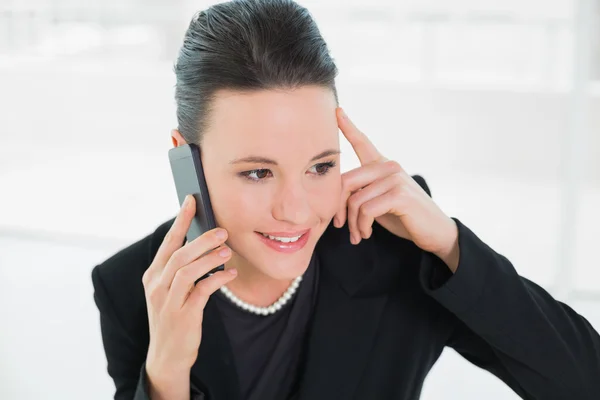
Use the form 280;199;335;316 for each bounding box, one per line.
168;143;225;278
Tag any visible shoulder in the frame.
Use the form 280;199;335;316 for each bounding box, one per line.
91;217;176;339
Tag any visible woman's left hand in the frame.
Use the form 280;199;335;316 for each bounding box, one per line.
332;107;460;272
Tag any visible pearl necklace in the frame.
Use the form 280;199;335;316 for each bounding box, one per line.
219;275;303;316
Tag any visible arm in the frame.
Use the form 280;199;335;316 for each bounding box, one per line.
419;218;600;399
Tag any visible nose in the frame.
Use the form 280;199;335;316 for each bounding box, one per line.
272;179;312;226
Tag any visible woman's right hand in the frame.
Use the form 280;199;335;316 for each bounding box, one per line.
142;194;237;399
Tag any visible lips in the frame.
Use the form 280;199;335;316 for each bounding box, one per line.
255;229;310;253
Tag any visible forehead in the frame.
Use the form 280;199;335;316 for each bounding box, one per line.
203;86;339;151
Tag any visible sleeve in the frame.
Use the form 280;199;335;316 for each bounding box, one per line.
92;266;207;400
419;217;600;400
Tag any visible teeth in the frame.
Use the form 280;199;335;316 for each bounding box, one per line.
261;232;302;243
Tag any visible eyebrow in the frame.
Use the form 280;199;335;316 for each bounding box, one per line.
229;149;341;165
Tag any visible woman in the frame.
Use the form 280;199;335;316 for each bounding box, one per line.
91;1;600;399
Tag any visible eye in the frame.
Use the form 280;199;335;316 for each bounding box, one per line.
240;169;273;182
308;161;336;176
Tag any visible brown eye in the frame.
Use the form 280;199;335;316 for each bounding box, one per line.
315;164;329;174
309;161;336;176
255;169;270;179
240;169;273;181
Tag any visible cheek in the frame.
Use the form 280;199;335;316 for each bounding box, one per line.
211;183;270;229
313;179;342;217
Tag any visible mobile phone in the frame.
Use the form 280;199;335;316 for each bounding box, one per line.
168;143;225;279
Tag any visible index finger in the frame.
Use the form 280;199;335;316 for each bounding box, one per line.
151;194;195;272
336;107;385;166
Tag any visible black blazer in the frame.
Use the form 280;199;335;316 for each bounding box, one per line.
92;176;600;400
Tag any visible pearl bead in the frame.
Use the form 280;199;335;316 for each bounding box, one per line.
219;274;303;316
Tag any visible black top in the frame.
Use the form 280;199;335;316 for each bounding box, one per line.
213;252;319;400
91;175;600;400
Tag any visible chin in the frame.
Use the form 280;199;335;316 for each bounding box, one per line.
258;251;314;281
250;244;316;281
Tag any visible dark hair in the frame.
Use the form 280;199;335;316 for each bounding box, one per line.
173;0;339;145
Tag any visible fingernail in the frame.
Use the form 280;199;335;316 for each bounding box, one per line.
183;195;191;207
350;233;356;244
339;108;347;119
219;247;231;257
216;229;227;239
228;268;238;276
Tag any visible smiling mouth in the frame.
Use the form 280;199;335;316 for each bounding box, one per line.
254;228;311;249
258;232;302;243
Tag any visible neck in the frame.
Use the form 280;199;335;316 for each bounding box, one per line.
223;254;294;307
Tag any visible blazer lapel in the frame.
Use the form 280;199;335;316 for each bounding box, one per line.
297;219;416;399
190;297;240;400
297;267;388;399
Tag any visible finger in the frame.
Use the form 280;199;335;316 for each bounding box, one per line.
160;227;228;289
151;195;196;274
334;160;402;228
347;174;399;244
166;245;233;308
357;189;403;240
336;107;385;166
186;268;239;311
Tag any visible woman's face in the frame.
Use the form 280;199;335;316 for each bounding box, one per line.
199;86;342;281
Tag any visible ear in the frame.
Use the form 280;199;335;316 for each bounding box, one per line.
171;129;188;147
